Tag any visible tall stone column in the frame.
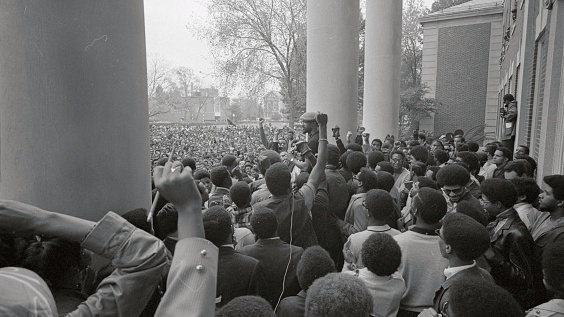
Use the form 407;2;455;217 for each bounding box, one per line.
363;0;403;141
0;1;151;220
307;0;360;139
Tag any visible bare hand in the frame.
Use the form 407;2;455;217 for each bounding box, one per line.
153;161;201;208
316;112;328;126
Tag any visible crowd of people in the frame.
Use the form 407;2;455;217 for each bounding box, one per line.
1;109;564;317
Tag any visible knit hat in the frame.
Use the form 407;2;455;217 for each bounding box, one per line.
0;267;58;316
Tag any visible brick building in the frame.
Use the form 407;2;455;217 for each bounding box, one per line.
498;0;564;178
420;0;503;140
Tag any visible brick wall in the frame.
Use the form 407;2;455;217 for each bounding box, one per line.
435;23;491;135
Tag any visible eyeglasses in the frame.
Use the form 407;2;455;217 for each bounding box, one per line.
442;187;464;195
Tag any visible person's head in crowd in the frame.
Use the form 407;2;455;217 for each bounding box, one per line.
431;139;444;153
453;161;470;173
447;277;525;317
434;149;449;166
504;160;529;180
250;207;277;240
376;161;394;174
538;175;564;213
503;93;515;104
229;181;251;209
480;178;518;220
425;166;441;181
407;140;420;150
356;167;378;194
376;171;395;193
297;246;335;293
417;133;427;146
121;208;152;234
156;203;178;241
515;144;529;156
194;169;212;193
381;143;392;156
542;240;564;299
340;151;351;171
410;161;427;178
514;154;537;177
409;176;439;199
179;156;196;171
326;144;341;168
409;145;428;163
203;206;233;248
389;150;406;174
439;213;490;263
484;143;498;160
453;134;465;148
436;164;471;203
454;200;488;226
305;273;372;317
367;151;385;170
362;233;401;278
411;187;447;225
509;177;540;207
456;151;480;176
265;162;292;196
394;140;406;149
294;172;310;192
466;141;479;152
215;295;275;317
21;237;82;290
475;151;488;167
456;144;469;153
371;138;383;151
493;147;512;167
365;189;395;222
300;112;319;135
260;150;282;166
211;166;233;189
346;151;368;175
221;155;239;173
346;143;363;152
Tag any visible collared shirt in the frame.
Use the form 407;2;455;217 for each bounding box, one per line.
514;203;542;230
226;205;253;230
444;261;476;280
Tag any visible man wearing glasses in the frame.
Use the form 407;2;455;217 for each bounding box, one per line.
435;165;483;213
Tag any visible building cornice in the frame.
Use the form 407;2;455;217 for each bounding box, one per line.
420;6;503;24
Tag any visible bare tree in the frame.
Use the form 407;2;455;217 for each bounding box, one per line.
147;55;172;118
197;0;306;127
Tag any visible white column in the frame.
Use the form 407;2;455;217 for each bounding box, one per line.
363;0;403;141
307;0;360;138
0;1;151;220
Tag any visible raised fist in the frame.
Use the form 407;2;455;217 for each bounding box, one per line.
316;112;328;126
332;125;340;138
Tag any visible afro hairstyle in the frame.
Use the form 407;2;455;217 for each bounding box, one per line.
376;171;395;192
346;143;363;152
181;157;197;171
480;178;518;208
448;278;524;317
456;151;480;173
410;161;427;177
265;162;291;196
496;147;513;161
250;207;278;239
210;166;232;188
509;177;541;204
434;149;450;165
357;167;378;191
215;295;275;317
121;208;152;234
367;151;386;169
364;189;394;221
466;141;480;152
416;176;438;190
436;164;470;187
203;206;232;247
442;213;490;261
327;144;341;167
297;246;335;292
454;200;488;227
346;151;368;175
156;203;178;240
412;187;447;224
376;161;394;174
305;273;372;317
221;155;238;168
361;233;402;276
194;169;211;181
229;181;251;208
410;145;429;163
543;174;564;201
504;160;528;177
340;151;351;169
260;150;283;165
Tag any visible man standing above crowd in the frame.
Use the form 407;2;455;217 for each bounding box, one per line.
501;94;518;152
299;112;319;155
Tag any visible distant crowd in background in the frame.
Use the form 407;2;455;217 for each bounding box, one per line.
1;108;563;317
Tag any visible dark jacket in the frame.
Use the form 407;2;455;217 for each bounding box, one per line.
433;265;494;314
277;290;306;317
486;208;535;309
217;246;269;308
240;238;303;307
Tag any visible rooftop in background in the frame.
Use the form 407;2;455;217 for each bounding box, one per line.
420;0;503;23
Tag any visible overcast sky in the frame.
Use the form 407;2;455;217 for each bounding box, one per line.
144;0;437;89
